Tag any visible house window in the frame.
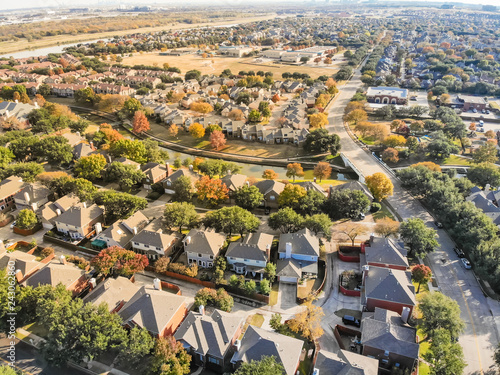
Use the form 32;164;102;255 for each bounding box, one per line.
209;255;214;259
156;247;161;251
166;181;171;186
198;253;203;257
269;195;275;201
384;350;389;357
208;357;219;365
134;242;139;246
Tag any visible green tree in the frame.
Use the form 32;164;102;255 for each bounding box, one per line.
270;313;283;331
303;214;332;239
0;162;44;182
8;136;38;161
303;129;341;155
103;162;146;190
467;163;500;187
244;280;257;294
248;109;262;123
163;202;199;232
93;190;148;221
286;163;304;182
412;264;432;293
16;209;38;229
68;118;90;134
203;206;259;237
234;185;264;210
427;132;459;159
0;365;17;375
74;87;96;105
322;189;370;220
418;292;465;340
149;336;191;375
0;147;14;167
117;326;154;368
74;154;107;181
472;142;498;164
122;98;143;118
259;279;271;294
234;356;285;375
185;69;201;81
33;136;73;165
298;189;326;216
424;328;466;375
144;139;169;163
400;218;439;257
265;263;276;283
109;139;147;164
171;175;194;202
268;207;304;233
278;184;307;210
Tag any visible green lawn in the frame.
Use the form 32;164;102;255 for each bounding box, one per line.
248;313;265;328
418;329;431;375
269;283;279;306
372;202;395;221
21;322;48;338
443;155;470;166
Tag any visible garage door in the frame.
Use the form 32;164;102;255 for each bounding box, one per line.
279;276;298;283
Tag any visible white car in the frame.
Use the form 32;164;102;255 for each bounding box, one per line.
461;258;472;270
10;221;16;229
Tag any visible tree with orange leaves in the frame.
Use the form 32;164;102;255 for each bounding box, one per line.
132;110;150;134
286;163;304;182
195;176;229;207
210;130;226;150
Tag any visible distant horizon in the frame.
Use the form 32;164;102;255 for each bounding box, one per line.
0;0;498;11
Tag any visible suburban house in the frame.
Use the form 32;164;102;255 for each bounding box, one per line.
184;229;226;268
0;248;51;283
455;95;488;111
174;309;244;373
276;228;319;283
162;168;201;195
53;202;104;240
13;184;53;213
226;232;273;278
366;87;409;105
22;256;89;296
361;307;419;372
73;142;95;159
466;186;500;227
253;180;286;208
0;101;37;125
331;180;374;201
295;181;327;196
82;276;141;313
314;349;378;375
364;236;409;271
38;193;80;230
220;173;248;196
362;266;416;315
91;211;149;250
141;162;173;190
130;218;181;260
231;325;303;375
0;176;24;213
118;285;188;337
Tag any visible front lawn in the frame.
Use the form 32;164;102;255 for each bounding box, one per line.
372;202;396;220
442;155;470;166
269;283;279;306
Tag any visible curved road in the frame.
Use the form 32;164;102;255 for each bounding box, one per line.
326;59;500;375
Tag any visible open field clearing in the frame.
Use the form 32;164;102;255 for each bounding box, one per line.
0;14;276;56
121;53;343;78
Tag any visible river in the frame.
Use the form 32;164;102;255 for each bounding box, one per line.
0;39;110;59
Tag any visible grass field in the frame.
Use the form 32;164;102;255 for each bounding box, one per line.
269;283;279;306
0;14;276;56
120;53;341;78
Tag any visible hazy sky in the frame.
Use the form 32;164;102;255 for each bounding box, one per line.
1;0;498;11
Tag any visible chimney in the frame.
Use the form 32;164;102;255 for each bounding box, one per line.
133;226;137;235
76;131;80;137
56;209;62;216
186;236;191;244
166;162;170;176
95;222;102;234
285;242;292;259
14;99;18;103
153;278;162;290
313;177;317;182
246;181;250;186
24;191;30;203
369;233;374;244
199;304;205;315
15;269;23;283
227;170;231;176
234;339;241;352
189;165;193;171
59;255;67;265
265;244;271;261
90;141;95;150
107;155;112;163
328;185;333;198
34;102;39;108
362;265;369;285
89;278;97;289
485;184;491;193
82;202;87;208
401;306;411;324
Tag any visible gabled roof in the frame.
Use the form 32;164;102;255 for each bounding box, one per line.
366;237;409;268
118;286;187;336
333;180;374;201
141;162;170;181
82;276;140;311
295;181;326;196
314;350;378;375
231;325;303;375
174;310;243;358
73;142;94;159
364;267;416;306
361;308;419;360
276;258;302;278
220;173;247;192
23;261;86;288
39;193;80;224
54;203;103;227
254;180;286;196
226;233;273;262
163;168;201;186
184;229;226;256
278;228;319;257
0;250;40;279
0;176;24;200
14;183;51;203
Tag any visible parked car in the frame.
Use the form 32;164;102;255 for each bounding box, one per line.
461;258;472;269
454;247;465;258
478;128;485;132
10;221;16;229
486;110;490;115
482;109;486;114
342;315;361;328
472;108;478;113
264;207;271;215
434;221;443;228
479;120;484;126
410;96;417;101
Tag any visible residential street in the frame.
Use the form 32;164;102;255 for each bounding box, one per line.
324;57;500;375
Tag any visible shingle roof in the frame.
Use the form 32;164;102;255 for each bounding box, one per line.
220;174;248;192
130;217;179;250
174;310;243;358
82;276;140;311
54;203;103;227
361;308;419;360
231;325;303;375
0;176;24;200
278;228;319;257
184;229;226;256
39;193;80;224
23;261;86;288
333;180;374;201
118;286;187;336
254;180;286;196
314;350;378;375
365;237;409;268
14;184;51;203
364;267;416;306
276;258;301;278
0;250;40;279
226;233;273;262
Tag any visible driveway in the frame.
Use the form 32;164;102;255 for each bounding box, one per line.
325;55;499;374
278;282;298;311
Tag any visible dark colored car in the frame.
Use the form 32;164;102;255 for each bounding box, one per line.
264;207;271;215
342;315;360;328
453;247;465;258
434;221;443;228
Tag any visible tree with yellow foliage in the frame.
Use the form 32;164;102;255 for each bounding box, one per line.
344;109;367;125
374;217;400;238
189;102;214;114
383;135;406;148
309;112;329;129
410;162;442;172
168;124;179;138
189;123;205;138
287;296;324;340
365;172;394;202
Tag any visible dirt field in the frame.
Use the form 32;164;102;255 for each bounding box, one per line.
120;53;342;78
0;14;276;56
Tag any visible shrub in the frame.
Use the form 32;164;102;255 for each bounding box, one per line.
229;274;239;287
67;255;90;269
194;287;234;312
185;264;199;278
168;262;199;278
41;247;55;258
370;203;381;212
154;257;170;273
146;191;162;200
244;280;257;294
